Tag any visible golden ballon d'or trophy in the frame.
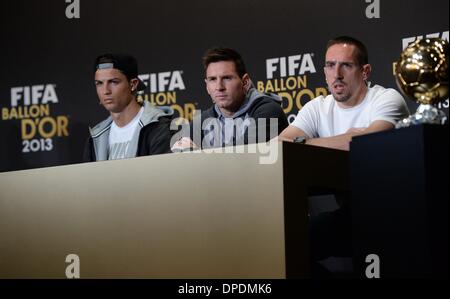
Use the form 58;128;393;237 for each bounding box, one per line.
395;38;448;128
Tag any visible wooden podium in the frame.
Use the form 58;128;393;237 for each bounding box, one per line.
0;142;349;278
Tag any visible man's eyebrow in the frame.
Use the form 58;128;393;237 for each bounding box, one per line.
94;77;122;84
207;74;235;78
97;77;121;81
325;60;354;64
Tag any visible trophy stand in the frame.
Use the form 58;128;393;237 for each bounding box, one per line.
396;104;448;128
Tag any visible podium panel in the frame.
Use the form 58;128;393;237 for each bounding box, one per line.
0;142;348;278
350;125;448;278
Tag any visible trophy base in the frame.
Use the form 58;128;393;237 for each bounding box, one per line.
396;104;448;128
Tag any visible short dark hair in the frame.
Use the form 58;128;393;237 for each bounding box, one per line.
326;36;369;65
202;47;247;78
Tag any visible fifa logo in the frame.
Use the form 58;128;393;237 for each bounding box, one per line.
265;54;316;80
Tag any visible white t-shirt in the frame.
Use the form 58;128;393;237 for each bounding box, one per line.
108;107;144;160
291;85;409;138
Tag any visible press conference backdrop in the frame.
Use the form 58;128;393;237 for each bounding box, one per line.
0;0;448;172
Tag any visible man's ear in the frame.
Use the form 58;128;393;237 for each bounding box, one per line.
362;64;372;81
130;78;139;91
242;73;251;91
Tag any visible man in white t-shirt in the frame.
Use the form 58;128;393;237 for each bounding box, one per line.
84;54;173;161
278;36;410;277
279;36;409;151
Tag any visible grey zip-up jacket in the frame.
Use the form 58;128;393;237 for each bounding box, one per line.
83;102;174;162
185;87;288;148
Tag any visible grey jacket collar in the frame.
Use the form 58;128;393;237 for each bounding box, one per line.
89;102;173;161
89;102;173;137
214;87;282;119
